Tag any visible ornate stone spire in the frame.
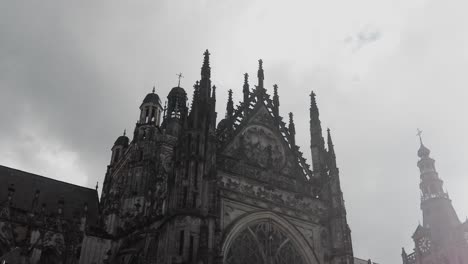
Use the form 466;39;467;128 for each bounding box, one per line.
226;89;234;118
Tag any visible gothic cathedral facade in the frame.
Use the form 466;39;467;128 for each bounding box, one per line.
79;50;353;264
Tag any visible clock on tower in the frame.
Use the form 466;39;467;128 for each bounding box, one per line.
417;237;431;253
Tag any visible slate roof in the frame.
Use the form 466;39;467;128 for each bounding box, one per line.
0;165;100;225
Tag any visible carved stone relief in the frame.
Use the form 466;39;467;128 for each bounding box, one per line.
225;125;285;171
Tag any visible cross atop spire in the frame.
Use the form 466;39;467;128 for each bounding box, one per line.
417;128;423;144
176;73;184;87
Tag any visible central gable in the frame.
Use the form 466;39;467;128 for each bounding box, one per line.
220;102;301;177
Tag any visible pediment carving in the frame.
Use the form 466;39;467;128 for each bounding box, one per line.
225;124;285;170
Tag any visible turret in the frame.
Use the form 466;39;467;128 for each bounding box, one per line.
139;87;163;126
110;130;129;165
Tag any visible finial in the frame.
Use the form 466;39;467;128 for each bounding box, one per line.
176;73;184;87
273;84;278;95
123;129;126;136
95;181;99;191
310;91;318;111
226;89;234;118
288;112;296;146
152;86;155;93
257;59;265;89
310;91;316;101
244;73;249;84
201;50;211;80
212;85;216;98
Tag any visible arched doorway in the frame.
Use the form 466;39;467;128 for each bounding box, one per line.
222;211;315;264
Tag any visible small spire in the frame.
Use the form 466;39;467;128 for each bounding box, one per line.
289;113;295;134
327;128;338;170
95;181;99;191
310;91;317;110
226;89;234;118
273;84;279;117
327;128;335;157
243;73;250;104
123;129;126;136
212;85;216;98
201;49;211;80
152;86;155;93
257;59;264;89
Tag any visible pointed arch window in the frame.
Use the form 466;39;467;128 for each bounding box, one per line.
225;220;306;264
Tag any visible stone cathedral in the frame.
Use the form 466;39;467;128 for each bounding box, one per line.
0;50;354;264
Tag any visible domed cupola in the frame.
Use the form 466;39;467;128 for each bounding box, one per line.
167;86;187;119
114;134;129;147
139;87;163;126
110;130;129;165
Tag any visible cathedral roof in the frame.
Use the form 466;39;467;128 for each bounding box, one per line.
0;165;100;225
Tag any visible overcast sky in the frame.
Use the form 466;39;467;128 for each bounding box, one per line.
1;0;468;263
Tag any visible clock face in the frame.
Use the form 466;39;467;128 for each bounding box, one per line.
418;237;431;253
